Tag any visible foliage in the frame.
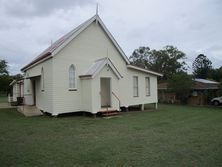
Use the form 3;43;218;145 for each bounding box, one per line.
192;54;212;79
209;66;222;82
0;59;9;75
129;46;151;69
0;59;23;93
130;45;187;80
12;73;23;81
168;72;193;103
0;75;12;93
0;60;10;93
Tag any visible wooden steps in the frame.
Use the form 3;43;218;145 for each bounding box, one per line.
98;109;119;117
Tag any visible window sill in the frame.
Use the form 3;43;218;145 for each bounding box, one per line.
69;88;77;91
133;96;139;97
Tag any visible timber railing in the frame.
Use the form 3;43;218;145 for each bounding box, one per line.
112;91;121;111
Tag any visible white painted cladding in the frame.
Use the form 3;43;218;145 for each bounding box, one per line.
24;20;159;115
12;84;18;101
24;59;53;113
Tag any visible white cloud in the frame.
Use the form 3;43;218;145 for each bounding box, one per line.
0;0;222;74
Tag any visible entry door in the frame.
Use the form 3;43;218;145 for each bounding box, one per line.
100;78;111;108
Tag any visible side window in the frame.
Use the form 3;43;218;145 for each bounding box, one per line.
133;76;139;97
145;77;150;96
69;65;76;90
41;67;44;91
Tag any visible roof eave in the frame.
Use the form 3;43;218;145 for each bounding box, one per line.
127;65;163;77
21;52;52;72
21;14;130;71
9;80;16;86
79;75;93;79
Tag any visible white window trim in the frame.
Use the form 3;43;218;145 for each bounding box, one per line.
133;76;139;97
145;77;150;96
69;65;77;91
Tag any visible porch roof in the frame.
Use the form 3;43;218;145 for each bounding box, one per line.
9;79;24;86
79;58;122;79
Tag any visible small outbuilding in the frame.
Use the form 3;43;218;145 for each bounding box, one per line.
9;79;24;105
158;78;220;105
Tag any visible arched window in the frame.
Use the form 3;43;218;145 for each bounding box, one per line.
69;65;76;90
41;67;44;91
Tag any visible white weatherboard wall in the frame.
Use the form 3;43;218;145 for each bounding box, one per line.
23;79;34;105
24;59;53;114
124;69;158;106
81;79;93;112
12;84;18;102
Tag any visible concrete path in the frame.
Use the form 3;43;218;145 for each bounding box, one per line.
17;105;43;117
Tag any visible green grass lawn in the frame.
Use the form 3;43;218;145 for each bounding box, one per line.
0;105;222;167
0;96;7;103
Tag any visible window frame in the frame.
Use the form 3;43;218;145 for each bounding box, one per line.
133;76;139;97
69;65;77;91
145;77;150;96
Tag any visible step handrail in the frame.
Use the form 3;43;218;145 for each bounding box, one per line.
112;91;121;111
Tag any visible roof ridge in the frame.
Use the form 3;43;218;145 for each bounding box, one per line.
21;15;97;71
21;14;130;71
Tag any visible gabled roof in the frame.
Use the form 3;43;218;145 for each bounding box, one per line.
9;79;24;86
127;65;163;76
79;57;122;79
193;78;219;90
21;15;130;71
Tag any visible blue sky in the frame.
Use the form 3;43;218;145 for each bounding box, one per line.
0;0;222;74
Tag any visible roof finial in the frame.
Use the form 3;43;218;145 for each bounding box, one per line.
96;3;99;16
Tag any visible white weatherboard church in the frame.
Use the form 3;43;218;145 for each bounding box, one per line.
20;14;162;116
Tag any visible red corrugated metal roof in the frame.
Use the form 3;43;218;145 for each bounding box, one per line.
158;79;219;90
21;16;94;71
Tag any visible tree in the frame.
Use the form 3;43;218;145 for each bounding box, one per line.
0;60;24;94
0;60;11;94
149;46;187;80
192;54;212;79
0;59;9;75
130;45;187;80
209;66;222;82
12;74;23;81
129;46;151;69
168;72;193;104
0;75;12;93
